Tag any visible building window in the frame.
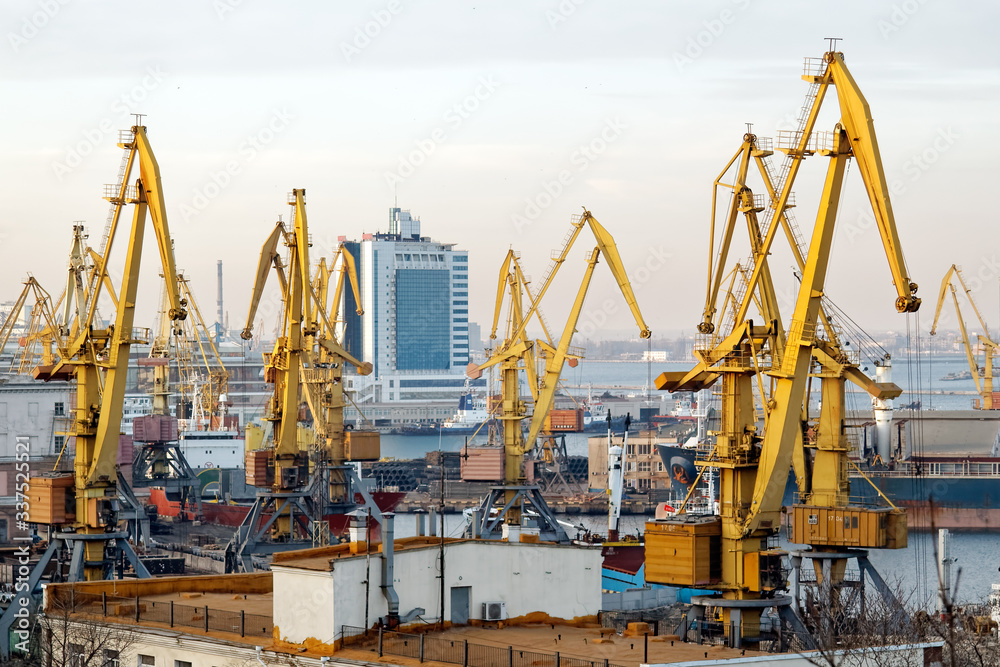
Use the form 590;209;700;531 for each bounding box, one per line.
638;444;651;456
68;643;86;667
453;318;467;323
626;444;635;456
54;435;65;451
453;300;467;306
103;650;121;667
453;309;468;314
454;256;468;262
174;661;192;667
138;655;155;666
454;291;468;297
638;461;651;472
54;402;65;416
453;282;468;288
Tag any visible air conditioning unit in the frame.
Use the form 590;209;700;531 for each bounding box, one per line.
482;601;507;621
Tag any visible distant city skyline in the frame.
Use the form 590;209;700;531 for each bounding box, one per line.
1;2;997;345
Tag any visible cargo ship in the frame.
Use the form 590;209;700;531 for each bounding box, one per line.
145;423;406;534
849;456;1000;530
148;485;406;532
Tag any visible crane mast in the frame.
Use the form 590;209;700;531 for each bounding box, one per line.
227;190;380;573
649;51;919;648
2;123;187;657
467;209;649;541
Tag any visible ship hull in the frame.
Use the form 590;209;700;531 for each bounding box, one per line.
782;461;1000;531
148;487;406;533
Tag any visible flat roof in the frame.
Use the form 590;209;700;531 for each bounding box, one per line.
43;573;274;648
270;536;590;572
338;623;771;665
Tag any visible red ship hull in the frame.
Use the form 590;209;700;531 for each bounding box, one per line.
148;487;406;534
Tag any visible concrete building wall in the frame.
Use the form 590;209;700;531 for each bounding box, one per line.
53;625;346;667
272;567;337;646
0;377;71;458
273;541;602;645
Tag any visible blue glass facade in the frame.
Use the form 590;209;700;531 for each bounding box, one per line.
341;240;363;362
395;269;451;371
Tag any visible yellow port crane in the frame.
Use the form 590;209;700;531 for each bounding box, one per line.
930;264;1000;409
227;190;379;573
130;271;220;522
467;209;650;540
0;276;61;375
1;121;187;657
650;50;919;649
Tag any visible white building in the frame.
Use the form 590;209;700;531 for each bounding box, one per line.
271;537;603;644
0;375;72;458
342;208;478;403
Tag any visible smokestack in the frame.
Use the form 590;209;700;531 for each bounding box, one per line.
216;260;224;339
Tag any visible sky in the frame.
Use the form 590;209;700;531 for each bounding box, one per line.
1;0;998;343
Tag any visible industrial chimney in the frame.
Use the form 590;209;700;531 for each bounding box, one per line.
216;260;224;340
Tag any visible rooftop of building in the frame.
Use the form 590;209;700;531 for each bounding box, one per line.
42;570;776;665
270;535;592;572
43;572;274;648
270;535;463;571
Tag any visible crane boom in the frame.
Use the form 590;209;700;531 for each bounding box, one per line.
930;265;998;409
242;223;285;340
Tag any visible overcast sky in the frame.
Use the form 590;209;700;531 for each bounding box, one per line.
1;1;997;345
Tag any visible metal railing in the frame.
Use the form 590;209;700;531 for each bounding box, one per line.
342;626;629;667
72;593;273;639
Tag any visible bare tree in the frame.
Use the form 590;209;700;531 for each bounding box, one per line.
34;586;139;667
800;574;926;667
800;502;1000;666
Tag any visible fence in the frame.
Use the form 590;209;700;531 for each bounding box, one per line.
600;607;676;636
601;588;677;612
342;626;629;667
73;592;273;639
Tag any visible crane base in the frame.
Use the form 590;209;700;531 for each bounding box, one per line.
680;594;814;651
0;531;150;658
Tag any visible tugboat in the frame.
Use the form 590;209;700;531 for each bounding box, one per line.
441;392;494;434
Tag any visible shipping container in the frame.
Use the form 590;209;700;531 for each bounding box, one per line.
27;473;74;525
644;516;721;587
133;414;179;442
790;505;907;549
460;446;505;481
246;449;273;487
548;409;584;432
345;431;381;461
